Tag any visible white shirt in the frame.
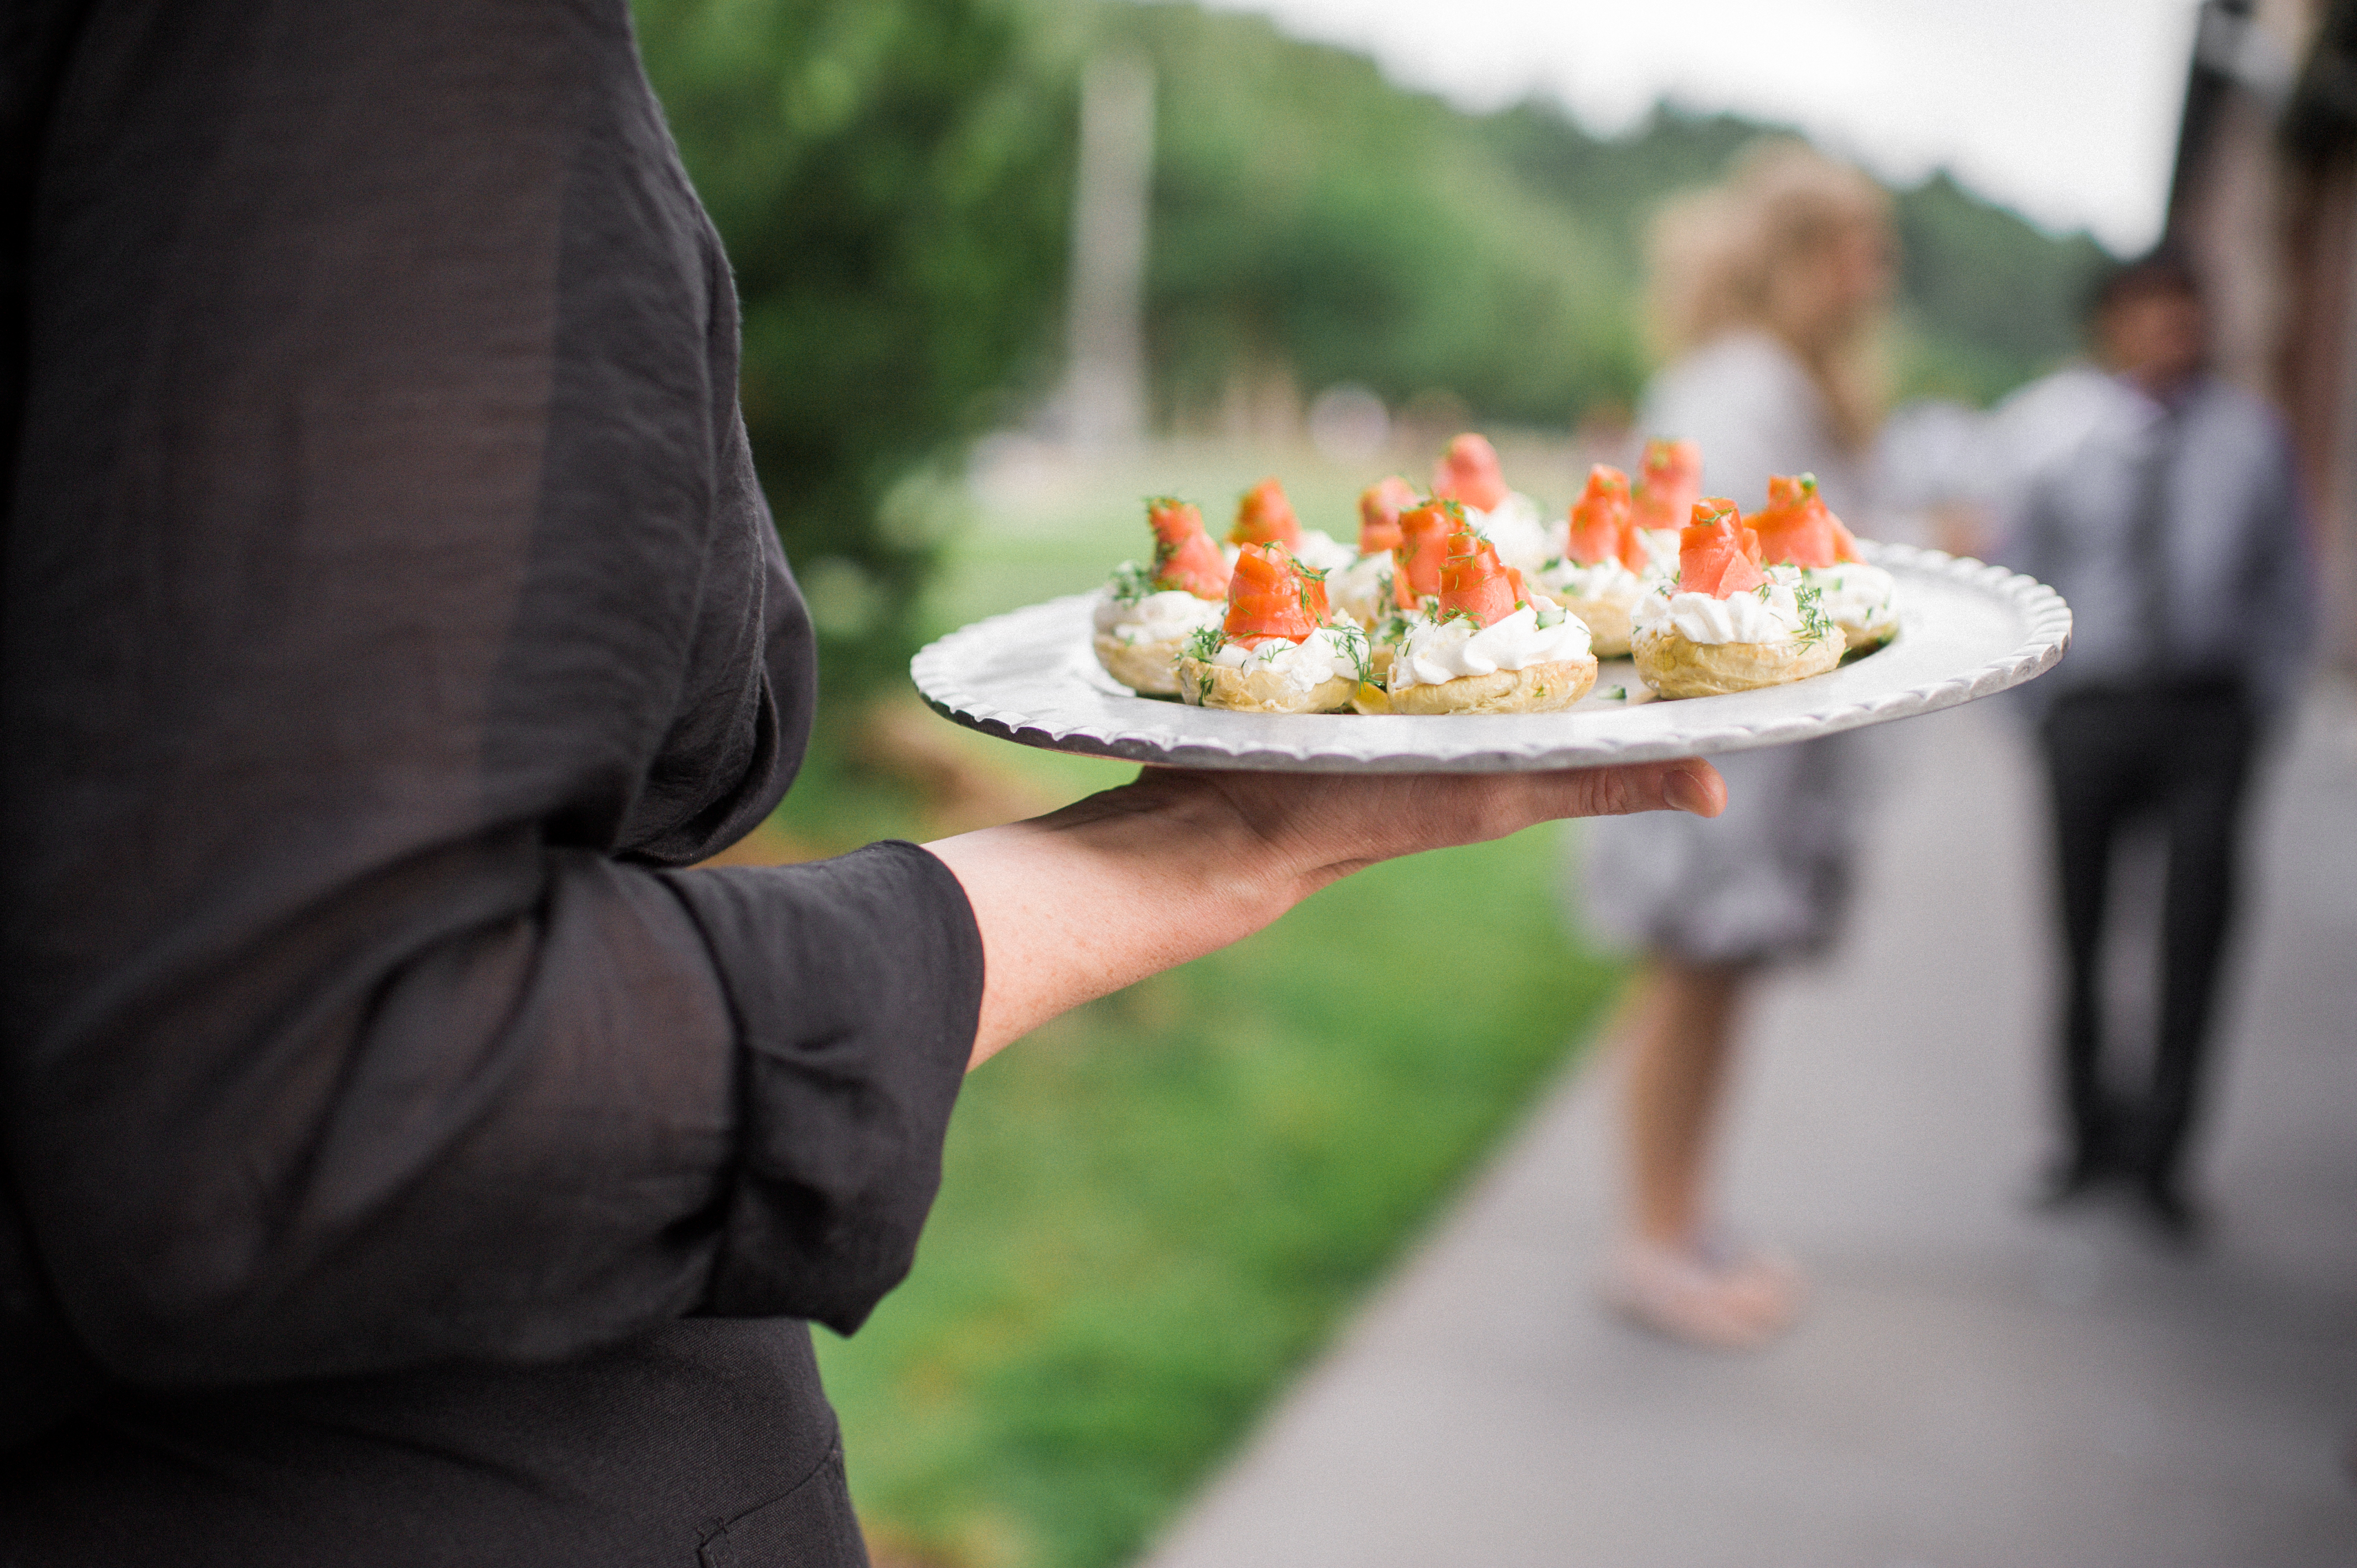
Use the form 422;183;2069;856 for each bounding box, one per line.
1991;365;2312;709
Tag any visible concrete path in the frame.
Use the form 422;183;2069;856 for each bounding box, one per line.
1137;687;2357;1568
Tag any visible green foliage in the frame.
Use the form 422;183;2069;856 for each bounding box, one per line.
1889;170;2112;405
1478;100;1768;277
1115;6;1638;424
633;0;1078;692
1107;8;2108;429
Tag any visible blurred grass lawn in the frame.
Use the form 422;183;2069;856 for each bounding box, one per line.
784;439;1625;1568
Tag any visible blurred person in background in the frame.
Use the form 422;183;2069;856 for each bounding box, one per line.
1582;141;1894;1349
1993;252;2311;1238
0;4;1732;1565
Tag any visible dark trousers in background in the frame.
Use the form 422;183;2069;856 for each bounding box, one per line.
2037;683;2257;1192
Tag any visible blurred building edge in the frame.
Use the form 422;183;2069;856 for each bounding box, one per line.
2168;0;2357;669
1053;49;1153;453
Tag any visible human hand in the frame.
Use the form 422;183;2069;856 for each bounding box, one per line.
928;758;1723;1064
1107;758;1724;902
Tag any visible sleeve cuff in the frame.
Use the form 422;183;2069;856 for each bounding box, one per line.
660;841;982;1333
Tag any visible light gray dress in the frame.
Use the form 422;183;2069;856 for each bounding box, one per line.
1579;331;1867;964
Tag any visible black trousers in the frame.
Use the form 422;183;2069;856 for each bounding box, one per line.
2037;684;2258;1188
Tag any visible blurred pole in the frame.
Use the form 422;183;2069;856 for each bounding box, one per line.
1061;50;1153;452
2165;0;2255;240
2299;0;2357;672
2166;1;2299;235
2168;0;2303;401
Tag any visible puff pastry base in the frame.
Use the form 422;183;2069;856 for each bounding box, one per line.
1386;656;1599;715
1840;618;1897;653
1175;657;1358;714
1630;625;1841;699
1557;596;1634;658
1094;633;1189;696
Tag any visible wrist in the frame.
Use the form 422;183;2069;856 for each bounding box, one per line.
921;772;1311;1066
1044;771;1312;923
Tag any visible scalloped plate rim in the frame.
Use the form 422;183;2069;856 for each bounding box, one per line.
909;543;2072;773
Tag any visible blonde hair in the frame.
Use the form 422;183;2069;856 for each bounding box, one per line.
1648;139;1893;448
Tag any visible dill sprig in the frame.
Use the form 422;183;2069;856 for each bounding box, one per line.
1327;621;1375;685
1794;580;1834;647
1109;560;1155;605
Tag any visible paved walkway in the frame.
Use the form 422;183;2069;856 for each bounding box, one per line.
1138;687;2357;1568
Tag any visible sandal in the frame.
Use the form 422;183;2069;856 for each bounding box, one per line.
1599;1235;1804;1350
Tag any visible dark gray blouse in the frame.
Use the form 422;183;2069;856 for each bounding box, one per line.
1;1;982;1560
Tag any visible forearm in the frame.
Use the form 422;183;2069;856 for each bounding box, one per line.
923;781;1293;1065
927;760;1725;1065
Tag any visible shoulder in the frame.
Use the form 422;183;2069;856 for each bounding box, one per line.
1991;362;2119;432
1989;363;2137;486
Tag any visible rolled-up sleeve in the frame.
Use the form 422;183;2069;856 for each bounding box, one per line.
670;846;982;1329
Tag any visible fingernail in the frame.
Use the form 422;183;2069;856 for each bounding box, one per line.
1664;766;1709;817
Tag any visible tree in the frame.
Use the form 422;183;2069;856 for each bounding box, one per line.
635;0;1077;690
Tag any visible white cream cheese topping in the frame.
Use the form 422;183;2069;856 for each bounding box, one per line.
1536;555;1646;606
1388;601;1594;690
1331;553;1393;626
1208;624;1366;689
1800;561;1897;632
1465;493;1554;571
1094;584;1226;644
1636;567;1816;646
1638;527;1684;576
1291;528;1360;573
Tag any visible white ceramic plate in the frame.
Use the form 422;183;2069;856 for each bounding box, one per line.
910;544;2071;773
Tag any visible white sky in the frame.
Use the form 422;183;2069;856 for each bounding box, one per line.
1201;0;2202;254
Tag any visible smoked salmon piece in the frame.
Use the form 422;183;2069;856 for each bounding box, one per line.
1223;542;1329;643
1565;464;1648;571
1393;499;1460;607
1229;478;1303;550
1748;472;1861;569
1632;437;1702;534
1357;476;1419;555
1432;433;1511;512
1438;529;1522;627
1146;498;1231;599
1677;498;1768;599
